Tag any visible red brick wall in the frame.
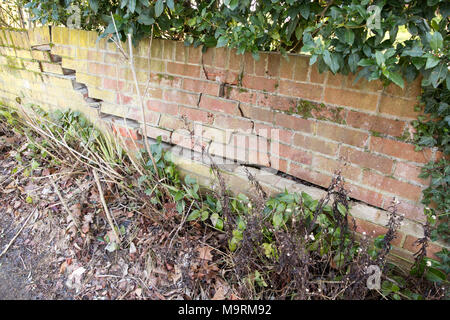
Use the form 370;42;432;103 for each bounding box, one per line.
0;27;445;260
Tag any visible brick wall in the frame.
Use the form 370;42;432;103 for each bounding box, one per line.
0;27;445;261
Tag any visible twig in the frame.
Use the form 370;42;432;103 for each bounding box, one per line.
0;209;37;259
93;169;121;243
126;32;159;180
50;178;81;231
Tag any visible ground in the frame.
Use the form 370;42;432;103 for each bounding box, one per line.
0;118;231;300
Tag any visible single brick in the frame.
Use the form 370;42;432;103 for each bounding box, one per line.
144;125;172;142
240;104;274;123
370;136;433;163
279;55;294;80
256;93;296;112
316;122;368;147
346;110;405;137
352;218;403;247
381;196;426;223
292;55;309;82
324;87;379;111
340;145;394;175
127;108;160;125
267;53;280;77
294;133;339;156
393;161;429;185
194;124;230;144
403;236;441;259
254;53;267;77
159;114;189;131
312;154;361;182
162;40;175;61
362;171;423;202
203;67;239;84
41;62;64;74
242;75;278;92
164;89;199;107
199;95;239;115
383;77;422;98
214;115;253;131
182;78;219;96
326;73;345;87
225;87;257;105
254;123;293;144
274;113;314;134
279;80;323;101
214;48;229;69
378;94;420;119
111;123;142;140
309;64;326;84
228;49;241;71
346;182;384;208
288;163;332;188
272;142;313;165
167;62;201;78
179;106;213;124
146;99;178;115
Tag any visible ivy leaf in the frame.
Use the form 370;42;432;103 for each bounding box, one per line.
402;46;424;57
155;0;164;17
128;0;136;13
427;32;443;51
216;35;228;48
411;57;426;70
383;70;404;89
425;54;440;69
89;0;99;14
429;62;448;88
166;0;175;10
343;29;355;46
137;14;155;25
186;209;201;222
323;50;340;74
348;53;359;73
299;3;310;19
358;58;376;66
375;51;385;66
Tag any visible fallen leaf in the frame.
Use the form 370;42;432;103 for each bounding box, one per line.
197;246;213;261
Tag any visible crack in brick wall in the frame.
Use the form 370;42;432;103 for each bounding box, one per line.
0;26;446;261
